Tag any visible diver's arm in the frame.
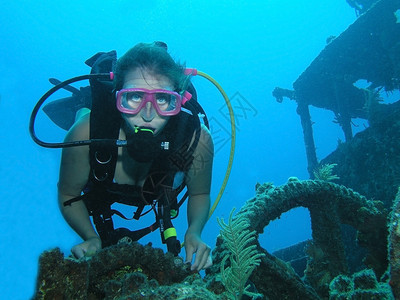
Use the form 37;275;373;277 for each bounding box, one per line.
59;193;100;246
186;125;213;235
184;125;214;270
57;113;101;253
186;194;211;237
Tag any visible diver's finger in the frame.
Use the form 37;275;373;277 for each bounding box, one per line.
196;246;211;270
204;255;213;269
190;249;200;270
71;245;84;259
185;245;195;265
85;244;98;257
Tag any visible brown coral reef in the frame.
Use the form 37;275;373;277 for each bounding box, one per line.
34;242;217;299
34;179;399;299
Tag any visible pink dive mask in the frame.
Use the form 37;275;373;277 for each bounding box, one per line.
116;88;192;116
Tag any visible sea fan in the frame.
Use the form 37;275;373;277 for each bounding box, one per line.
313;163;340;182
217;208;264;300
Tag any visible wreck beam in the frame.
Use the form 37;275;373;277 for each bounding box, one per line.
297;101;318;177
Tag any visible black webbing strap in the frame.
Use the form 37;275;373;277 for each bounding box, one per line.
87;51;120;186
63;194;87;207
155;173;181;256
86;51;121;246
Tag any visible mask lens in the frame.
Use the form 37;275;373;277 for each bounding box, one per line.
155;93;178;112
121;91;144;113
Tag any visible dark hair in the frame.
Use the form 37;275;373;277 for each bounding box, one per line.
114;42;187;92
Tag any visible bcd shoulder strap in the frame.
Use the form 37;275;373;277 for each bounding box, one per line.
87;51;120;185
85;51;121;245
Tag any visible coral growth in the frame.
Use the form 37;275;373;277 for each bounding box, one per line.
210;178;388;299
329;269;393;299
34;178;393;299
313;163;340;181
217;208;264;299
33;241;219;299
388;188;400;298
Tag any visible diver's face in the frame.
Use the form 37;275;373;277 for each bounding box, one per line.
121;68;172;135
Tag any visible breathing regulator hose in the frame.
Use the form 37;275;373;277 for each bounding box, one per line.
29;73;116;148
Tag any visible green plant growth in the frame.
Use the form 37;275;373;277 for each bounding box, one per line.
313;163;340;181
217;208;265;300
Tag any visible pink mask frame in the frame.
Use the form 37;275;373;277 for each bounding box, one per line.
116;88;192;116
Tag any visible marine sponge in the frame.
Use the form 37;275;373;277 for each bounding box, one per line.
217;208;264;300
329;269;393;299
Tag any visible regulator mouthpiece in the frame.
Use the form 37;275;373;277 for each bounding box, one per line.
126;126;163;162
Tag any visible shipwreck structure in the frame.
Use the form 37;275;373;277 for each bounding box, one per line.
273;0;400;181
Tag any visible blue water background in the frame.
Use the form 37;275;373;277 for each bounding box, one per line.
0;1;390;298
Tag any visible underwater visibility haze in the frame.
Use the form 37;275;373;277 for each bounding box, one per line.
2;0;400;298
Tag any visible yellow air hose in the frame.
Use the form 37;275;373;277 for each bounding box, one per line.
180;70;235;250
196;71;236;221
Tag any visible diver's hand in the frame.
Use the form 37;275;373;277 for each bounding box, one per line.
71;236;102;259
184;232;212;271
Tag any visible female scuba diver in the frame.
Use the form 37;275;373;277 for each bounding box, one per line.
57;42;214;271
